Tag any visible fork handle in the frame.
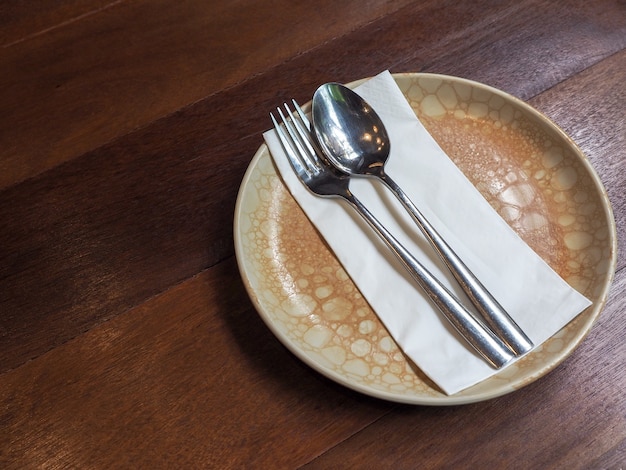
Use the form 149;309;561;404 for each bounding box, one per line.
344;192;515;369
378;173;533;356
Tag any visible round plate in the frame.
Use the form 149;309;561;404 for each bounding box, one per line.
233;73;617;405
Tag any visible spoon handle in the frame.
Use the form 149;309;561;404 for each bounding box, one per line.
343;192;515;369
379;173;534;356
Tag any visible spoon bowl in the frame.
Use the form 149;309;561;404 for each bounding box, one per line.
312;83;390;175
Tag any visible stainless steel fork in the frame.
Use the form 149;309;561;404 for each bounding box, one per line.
270;101;515;369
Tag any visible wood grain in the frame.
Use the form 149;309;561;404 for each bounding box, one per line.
0;0;121;47
1;0;529;371
405;0;626;100
0;258;393;469
1;0;624;467
1;0;624;374
0;0;415;189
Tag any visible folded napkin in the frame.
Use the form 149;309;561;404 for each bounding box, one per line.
264;70;591;395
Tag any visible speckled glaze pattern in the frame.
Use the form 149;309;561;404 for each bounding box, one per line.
234;73;616;405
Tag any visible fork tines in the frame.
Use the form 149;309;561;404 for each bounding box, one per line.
271;101;320;173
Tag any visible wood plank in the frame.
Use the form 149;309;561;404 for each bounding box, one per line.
300;268;626;468
264;0;626;101
400;0;626;100
0;0;415;189
0;0;528;371
587;438;626;469
0;258;393;469
0;132;251;371
1;2;624;467
1;0;624;372
0;0;121;47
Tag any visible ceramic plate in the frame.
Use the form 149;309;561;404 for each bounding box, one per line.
233;73;616;405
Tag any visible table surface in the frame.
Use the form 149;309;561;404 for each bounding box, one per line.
1;1;624;468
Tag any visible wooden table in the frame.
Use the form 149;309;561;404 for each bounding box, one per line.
1;1;624;467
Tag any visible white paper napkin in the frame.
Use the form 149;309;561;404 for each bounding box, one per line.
263;70;591;395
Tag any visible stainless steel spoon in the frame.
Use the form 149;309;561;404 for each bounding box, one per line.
311;82;533;356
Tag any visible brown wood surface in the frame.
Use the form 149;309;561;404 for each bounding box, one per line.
1;0;624;468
